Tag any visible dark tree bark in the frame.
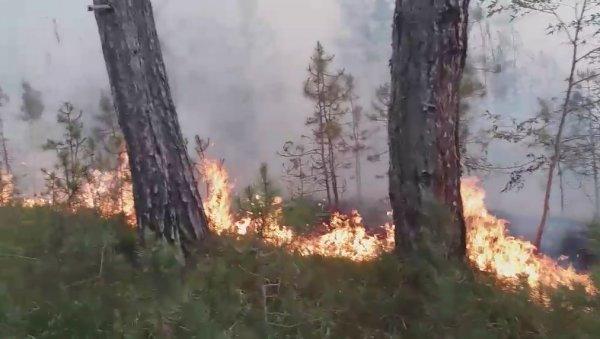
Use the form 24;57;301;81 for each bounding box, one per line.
91;0;210;255
388;0;470;257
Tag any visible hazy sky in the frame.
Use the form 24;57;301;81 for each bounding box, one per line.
0;0;592;222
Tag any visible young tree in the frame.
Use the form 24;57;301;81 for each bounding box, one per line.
20;81;44;124
0;86;11;174
20;81;44;192
566;74;600;218
302;42;349;209
42;102;93;208
342;74;372;204
90;0;210;256
279;141;317;200
91;90;124;170
388;0;470;257
281;43;351;210
488;0;600;250
236;163;281;238
0;87;13;205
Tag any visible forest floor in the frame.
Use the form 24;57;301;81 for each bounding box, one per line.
1;206;599;338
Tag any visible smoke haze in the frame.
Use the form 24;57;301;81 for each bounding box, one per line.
0;0;594;231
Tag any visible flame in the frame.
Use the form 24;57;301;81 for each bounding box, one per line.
198;159;595;293
199;159;391;260
15;153;596;294
462;177;595;294
0;171;14;206
22;149;135;225
198;158;235;234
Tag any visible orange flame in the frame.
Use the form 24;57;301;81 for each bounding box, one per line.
16;154;596;294
22;150;135;225
0;171;14;206
199;159;595;293
462;177;595;294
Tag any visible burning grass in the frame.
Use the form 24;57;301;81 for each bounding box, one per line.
199;159;595;295
5;154;597;296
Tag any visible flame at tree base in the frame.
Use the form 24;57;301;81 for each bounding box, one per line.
9;155;596;295
200;159;595;294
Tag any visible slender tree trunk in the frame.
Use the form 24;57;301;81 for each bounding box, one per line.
534;2;586;251
593;148;600;220
355;150;362;204
0;117;11;174
327;134;340;209
591;129;600;220
316;87;332;207
28;122;36;194
558;162;565;212
349;97;363;205
91;0;210;256
389;0;470;257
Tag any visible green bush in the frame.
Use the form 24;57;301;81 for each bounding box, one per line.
282;198;321;234
0;206;599;338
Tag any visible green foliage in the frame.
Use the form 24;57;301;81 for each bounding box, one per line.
91;90;124;171
42;102;94;208
281;42;351;208
1;207;600;338
235;163;282;236
282;197;321;234
20;81;44;123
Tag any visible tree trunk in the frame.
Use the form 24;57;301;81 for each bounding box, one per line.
91;0;210;256
592;131;600;220
534;1;587;252
327;134;340;209
388;0;469;257
0;117;11;174
558;162;565;212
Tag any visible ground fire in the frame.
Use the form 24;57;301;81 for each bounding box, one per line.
3;153;595;295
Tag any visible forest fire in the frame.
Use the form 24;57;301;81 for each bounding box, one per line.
3;156;595;294
198;159;595;294
462;178;596;294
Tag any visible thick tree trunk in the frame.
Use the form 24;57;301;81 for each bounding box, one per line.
389;0;469;257
91;0;210;255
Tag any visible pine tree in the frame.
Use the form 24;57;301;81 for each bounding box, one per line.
342;74;372;204
91;0;210;257
42;102;93;209
486;0;600;250
389;0;470;257
282;42;348;210
91;90;123;170
0;86;11;174
0;86;13;205
20;81;44;193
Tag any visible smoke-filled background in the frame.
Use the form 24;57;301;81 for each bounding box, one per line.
0;0;592;249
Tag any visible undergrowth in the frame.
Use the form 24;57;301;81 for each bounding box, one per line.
1;206;599;338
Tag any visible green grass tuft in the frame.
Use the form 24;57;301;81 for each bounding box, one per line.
1;206;599;338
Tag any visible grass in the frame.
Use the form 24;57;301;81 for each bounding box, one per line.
1;206;600;338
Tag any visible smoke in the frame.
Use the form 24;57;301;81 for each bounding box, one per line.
0;0;595;231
